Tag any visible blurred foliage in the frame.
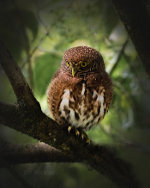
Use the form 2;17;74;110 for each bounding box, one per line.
33;53;61;97
0;0;38;61
0;0;150;187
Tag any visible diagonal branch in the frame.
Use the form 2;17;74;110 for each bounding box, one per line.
112;0;150;77
0;40;40;108
0;41;138;187
110;39;128;76
0;102;19;126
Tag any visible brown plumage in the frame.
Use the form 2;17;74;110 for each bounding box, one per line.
47;46;113;130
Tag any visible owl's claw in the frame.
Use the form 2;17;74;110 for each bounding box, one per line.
67;126;80;136
75;129;80;136
67;126;90;144
85;138;91;144
75;128;91;144
67;126;72;133
80;131;91;144
81;133;85;140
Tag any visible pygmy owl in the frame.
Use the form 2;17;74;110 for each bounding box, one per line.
47;46;113;131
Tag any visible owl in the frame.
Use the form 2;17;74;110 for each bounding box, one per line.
47;46;113;135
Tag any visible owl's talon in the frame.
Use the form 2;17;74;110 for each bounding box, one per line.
86;138;91;144
67;126;90;143
81;133;85;140
75;129;80;136
67;126;72;133
79;129;90;143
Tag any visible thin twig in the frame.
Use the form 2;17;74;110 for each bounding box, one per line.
124;54;150;94
21;33;49;69
110;39;128;76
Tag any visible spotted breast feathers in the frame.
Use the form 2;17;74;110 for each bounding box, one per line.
47;70;112;130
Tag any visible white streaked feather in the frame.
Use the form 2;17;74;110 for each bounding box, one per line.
81;83;86;96
97;92;104;117
59;85;106;129
92;90;98;98
59;89;70;117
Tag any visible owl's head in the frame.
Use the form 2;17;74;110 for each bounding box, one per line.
62;46;105;78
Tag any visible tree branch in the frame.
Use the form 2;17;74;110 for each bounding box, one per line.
0;40;40;108
0;41;138;187
0;141;77;167
0;102;19;126
112;0;150;77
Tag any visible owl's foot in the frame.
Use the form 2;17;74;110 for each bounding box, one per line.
81;132;90;144
67;126;90;144
67;126;80;136
80;130;90;144
67;126;72;133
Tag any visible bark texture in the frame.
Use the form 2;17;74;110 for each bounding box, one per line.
112;0;150;77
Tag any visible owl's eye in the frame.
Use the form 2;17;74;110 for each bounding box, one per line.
81;61;87;67
66;61;70;66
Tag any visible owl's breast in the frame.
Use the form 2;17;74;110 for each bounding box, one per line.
58;82;106;130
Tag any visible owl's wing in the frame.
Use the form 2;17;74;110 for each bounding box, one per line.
86;72;113;116
97;73;113;115
47;71;81;121
47;71;65;120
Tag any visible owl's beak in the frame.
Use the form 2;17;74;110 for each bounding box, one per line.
71;67;77;77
